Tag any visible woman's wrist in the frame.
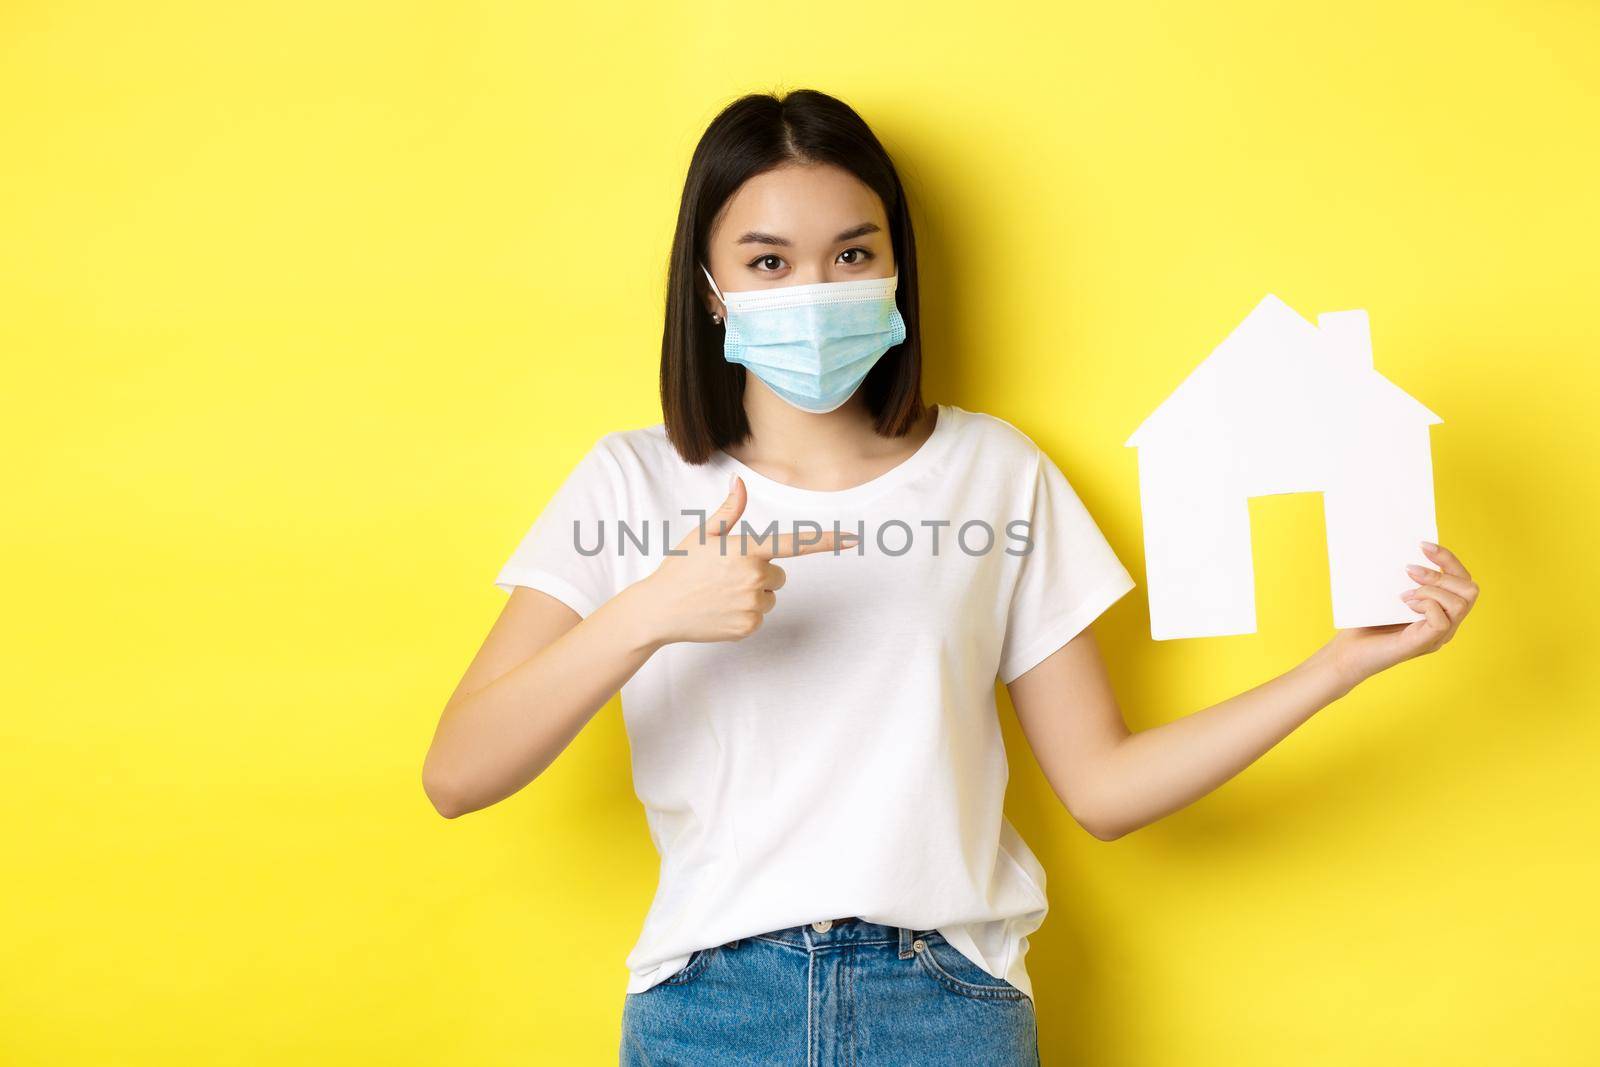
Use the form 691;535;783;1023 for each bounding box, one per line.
611;575;675;654
1310;638;1369;698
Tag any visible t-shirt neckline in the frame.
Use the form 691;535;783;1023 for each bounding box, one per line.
710;403;959;509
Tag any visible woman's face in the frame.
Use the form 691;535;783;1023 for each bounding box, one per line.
702;161;895;319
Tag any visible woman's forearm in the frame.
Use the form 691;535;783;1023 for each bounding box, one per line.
425;480;836;819
1081;644;1361;840
423;582;664;818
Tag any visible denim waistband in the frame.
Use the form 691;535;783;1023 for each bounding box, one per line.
737;917;940;960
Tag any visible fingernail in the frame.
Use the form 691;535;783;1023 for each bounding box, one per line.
728;473;738;492
1405;564;1428;578
1421;540;1438;552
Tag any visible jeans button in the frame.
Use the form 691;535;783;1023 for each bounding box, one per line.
912;939;926;953
812;919;833;932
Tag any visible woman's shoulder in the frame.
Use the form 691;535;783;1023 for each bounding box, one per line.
592;418;669;454
941;404;1047;464
581;419;686;482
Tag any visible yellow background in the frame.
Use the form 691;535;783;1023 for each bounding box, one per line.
3;1;1595;1063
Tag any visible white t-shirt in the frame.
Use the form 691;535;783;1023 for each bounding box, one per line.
494;403;1136;1002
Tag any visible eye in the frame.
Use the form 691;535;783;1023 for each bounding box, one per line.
747;254;786;272
838;247;876;265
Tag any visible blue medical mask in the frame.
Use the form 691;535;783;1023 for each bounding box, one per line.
701;263;908;414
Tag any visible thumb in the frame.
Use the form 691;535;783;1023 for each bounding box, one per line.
686;473;746;546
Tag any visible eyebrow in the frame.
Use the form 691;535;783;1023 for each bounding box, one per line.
735;221;882;247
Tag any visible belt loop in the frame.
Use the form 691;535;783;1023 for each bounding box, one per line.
898;925;914;959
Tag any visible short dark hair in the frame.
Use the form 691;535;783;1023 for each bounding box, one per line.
660;88;926;464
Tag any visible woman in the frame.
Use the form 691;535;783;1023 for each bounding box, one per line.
421;89;1478;1065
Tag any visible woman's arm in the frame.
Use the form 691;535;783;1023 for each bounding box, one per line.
1007;541;1480;841
421;584;660;818
422;477;852;818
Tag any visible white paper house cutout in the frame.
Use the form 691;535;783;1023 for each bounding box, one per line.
1125;294;1442;640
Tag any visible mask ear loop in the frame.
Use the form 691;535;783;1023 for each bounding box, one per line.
700;263;727;322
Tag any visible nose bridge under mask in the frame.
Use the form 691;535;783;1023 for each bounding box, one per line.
731;296;897;346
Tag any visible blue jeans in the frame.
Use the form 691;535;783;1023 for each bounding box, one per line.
620;917;1040;1065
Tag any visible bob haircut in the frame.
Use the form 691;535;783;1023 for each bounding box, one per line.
660;88;926;464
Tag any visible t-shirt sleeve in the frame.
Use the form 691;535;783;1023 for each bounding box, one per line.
493;437;623;618
997;447;1137;684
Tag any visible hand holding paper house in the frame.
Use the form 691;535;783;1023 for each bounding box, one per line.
1125;295;1442;640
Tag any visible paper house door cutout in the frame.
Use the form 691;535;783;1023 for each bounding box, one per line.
1125;294;1442;640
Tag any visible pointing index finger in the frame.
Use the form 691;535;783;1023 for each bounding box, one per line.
765;530;861;558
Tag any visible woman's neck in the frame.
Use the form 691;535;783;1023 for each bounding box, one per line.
725;381;936;492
